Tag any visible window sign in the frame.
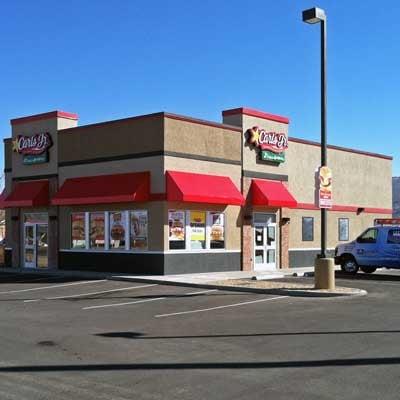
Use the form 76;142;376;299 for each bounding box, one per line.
338;218;349;241
190;211;206;249
71;213;86;249
109;212;126;249
169;210;185;250
210;212;225;249
130;210;148;250
90;212;105;248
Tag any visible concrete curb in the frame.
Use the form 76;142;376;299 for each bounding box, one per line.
111;276;367;298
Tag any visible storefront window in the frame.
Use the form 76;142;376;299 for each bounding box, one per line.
24;213;48;224
130;210;148;250
190;211;206;250
71;213;86;249
109;211;126;249
302;217;314;241
210;212;225;249
338;218;349;241
169;210;185;250
90;212;105;248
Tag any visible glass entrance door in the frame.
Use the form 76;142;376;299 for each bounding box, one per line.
24;223;48;269
24;224;36;269
254;213;277;271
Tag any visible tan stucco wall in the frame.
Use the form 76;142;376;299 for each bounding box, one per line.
164;156;241;188
59;201;164;251
164;118;241;163
287;140;392;208
289;209;392;249
58;156;164;193
58;114;164;164
164;202;241;251
11;117;77;179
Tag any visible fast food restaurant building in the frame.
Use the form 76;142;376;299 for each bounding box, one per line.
0;108;392;274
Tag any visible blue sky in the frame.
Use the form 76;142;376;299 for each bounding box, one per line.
1;0;399;175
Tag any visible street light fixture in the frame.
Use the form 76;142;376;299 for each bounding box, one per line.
302;7;335;290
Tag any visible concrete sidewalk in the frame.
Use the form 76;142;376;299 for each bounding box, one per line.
112;267;321;285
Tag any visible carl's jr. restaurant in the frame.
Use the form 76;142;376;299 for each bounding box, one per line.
0;108;392;274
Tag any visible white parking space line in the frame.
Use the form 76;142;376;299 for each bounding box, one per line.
82;288;218;310
0;279;108;295
155;296;289;318
185;289;218;295
83;297;165;310
23;284;158;302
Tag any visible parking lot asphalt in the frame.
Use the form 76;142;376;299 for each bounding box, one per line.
0;271;400;400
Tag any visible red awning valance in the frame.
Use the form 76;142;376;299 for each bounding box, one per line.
0;190;7;209
251;179;297;208
3;180;49;208
166;170;244;205
52;172;150;206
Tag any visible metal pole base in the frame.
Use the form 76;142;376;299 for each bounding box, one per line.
315;257;335;290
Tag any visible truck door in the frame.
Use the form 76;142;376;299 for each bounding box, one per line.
355;228;381;266
384;228;400;268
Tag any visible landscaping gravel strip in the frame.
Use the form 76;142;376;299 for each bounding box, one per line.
208;278;368;297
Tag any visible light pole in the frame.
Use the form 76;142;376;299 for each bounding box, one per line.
302;7;335;290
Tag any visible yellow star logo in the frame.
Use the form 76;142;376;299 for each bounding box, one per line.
248;127;260;146
12;138;19;152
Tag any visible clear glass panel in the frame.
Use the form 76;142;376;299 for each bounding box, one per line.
36;225;48;268
25;248;34;264
302;217;314;241
25;226;34;246
110;211;126;249
210;212;225;249
255;227;264;246
169;210;185;250
255;249;264;264
24;213;48;224
71;213;86;249
90;212;105;248
254;213;276;224
267;226;276;244
357;228;378;244
338;218;349;241
130;211;148;250
190;211;206;250
267;249;275;263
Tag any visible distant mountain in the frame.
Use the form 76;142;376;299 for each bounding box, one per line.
393;177;400;217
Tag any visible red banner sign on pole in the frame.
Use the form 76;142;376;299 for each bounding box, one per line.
318;166;332;209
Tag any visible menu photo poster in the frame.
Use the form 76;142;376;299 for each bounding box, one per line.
210;212;224;242
169;210;185;241
131;211;148;238
110;212;126;248
190;211;206;242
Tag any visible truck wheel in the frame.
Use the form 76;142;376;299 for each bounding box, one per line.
341;257;359;274
360;266;377;274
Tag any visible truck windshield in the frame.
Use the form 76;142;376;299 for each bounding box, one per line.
357;228;378;244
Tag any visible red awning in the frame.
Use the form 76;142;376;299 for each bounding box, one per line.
166;170;244;205
3;180;49;208
52;172;150;206
251;179;297;208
